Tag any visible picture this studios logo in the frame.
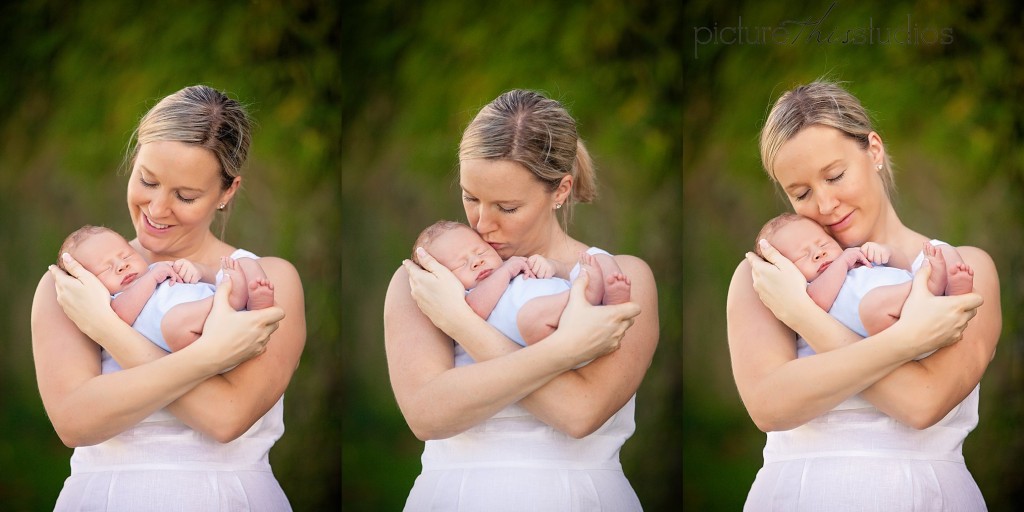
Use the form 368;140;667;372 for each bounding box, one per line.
693;2;954;58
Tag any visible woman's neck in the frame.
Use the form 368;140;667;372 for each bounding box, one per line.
869;206;929;269
534;225;587;265
130;231;235;266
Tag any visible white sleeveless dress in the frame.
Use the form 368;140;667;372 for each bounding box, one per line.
53;249;292;511
744;241;986;511
404;249;642;511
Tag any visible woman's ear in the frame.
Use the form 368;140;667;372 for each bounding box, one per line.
219;176;241;207
554;175;573;206
867;131;885;167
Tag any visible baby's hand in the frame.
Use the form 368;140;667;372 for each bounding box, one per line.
841;247;871;269
502;256;537;279
527;254;556;279
172;258;201;283
149;262;183;285
860;242;891;265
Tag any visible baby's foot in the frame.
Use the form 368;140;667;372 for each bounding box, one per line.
221;257;249;310
602;273;632;305
923;243;948;296
945;263;975;296
579;252;606;306
247;278;276;310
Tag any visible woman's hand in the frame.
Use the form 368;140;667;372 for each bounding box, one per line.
894;259;983;357
49;253;120;340
194;276;286;371
553;268;641;365
745;239;816;326
402;247;476;334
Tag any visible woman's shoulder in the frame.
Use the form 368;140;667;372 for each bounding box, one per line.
955;245;994;260
385;265;413;303
250;255;302;287
611;254;656;293
611;253;651;274
956;246;997;276
33;269;58;306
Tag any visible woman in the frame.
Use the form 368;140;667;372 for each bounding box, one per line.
384;89;658;510
727;81;1000;510
31;85;306;511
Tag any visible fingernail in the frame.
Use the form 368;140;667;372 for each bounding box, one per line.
62;252;71;262
416;247;426;256
758;239;769;248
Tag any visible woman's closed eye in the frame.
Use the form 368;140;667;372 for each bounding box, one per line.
498;204;519;214
793;171;846;201
139;176;200;203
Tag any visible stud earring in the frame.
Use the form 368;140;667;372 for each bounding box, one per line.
554;203;562;210
218;203;226;210
876;164;883;171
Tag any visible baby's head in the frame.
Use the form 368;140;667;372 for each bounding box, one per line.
413;220;503;290
756;213;843;281
59;225;149;294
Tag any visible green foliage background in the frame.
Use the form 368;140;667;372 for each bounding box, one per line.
684;1;1024;510
341;1;681;510
0;0;340;510
8;0;1020;510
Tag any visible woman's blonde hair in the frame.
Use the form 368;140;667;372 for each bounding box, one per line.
459;89;597;225
124;85;253;233
760;81;894;197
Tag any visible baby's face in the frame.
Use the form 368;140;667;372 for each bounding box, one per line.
72;231;149;294
430;226;504;289
771;218;844;281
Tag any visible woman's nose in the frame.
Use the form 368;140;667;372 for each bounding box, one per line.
816;191;838;215
148;193;171;218
476;208;496;234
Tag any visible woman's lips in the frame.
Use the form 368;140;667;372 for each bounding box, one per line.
143;214;172;233
828;212;853;233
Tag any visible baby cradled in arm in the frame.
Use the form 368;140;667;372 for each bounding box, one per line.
756;213;974;345
412;220;631;346
58;225;275;353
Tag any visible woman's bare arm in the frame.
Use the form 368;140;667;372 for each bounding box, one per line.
403;250;656;438
515;255;656;437
33;271;241;446
160;257;306;441
818;246;999;428
385;266;615;440
735;242;993;430
37;255;302;444
728;258;929;431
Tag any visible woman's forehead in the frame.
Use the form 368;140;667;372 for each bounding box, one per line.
774;126;853;181
135;141;221;185
459;159;543;197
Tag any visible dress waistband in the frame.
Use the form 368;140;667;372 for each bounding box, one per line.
763;410;968;464
421;429;625;471
71;461;272;474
